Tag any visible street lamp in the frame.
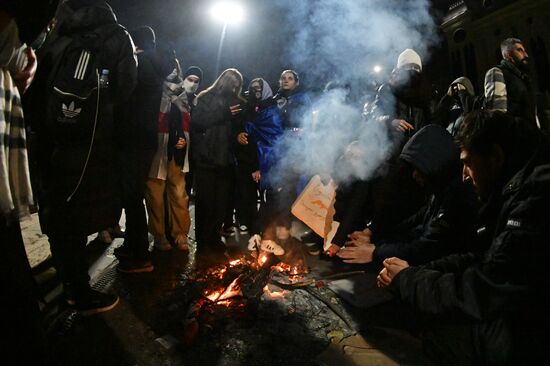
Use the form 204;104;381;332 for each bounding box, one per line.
210;1;244;76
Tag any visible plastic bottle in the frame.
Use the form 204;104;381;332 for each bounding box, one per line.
99;69;110;88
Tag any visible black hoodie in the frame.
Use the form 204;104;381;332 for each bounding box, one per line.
372;125;478;265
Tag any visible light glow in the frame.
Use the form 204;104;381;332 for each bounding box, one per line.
373;65;382;73
210;2;244;24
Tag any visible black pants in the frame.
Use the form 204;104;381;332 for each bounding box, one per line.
117;149;154;259
235;164;259;229
48;233;90;289
1;218;46;364
194;166;232;254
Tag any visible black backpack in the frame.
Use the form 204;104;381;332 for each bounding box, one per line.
45;24;121;143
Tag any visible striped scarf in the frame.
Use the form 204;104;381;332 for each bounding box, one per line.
0;67;33;221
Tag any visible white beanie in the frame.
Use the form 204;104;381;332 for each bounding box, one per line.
396;49;422;71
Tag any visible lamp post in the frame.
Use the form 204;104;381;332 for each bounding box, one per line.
210;1;244;77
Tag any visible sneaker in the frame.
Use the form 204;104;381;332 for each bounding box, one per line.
221;226;235;237
260;240;285;256
98;230;113;244
117;257;154;273
238;225;249;235
175;235;189;251
154;236;172;251
67;288;119;316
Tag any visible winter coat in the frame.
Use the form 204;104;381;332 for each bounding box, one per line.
485;60;537;130
436;76;482;136
371;125;478;265
392;135;550;363
28;1;137;235
191;92;236;169
274;88;311;130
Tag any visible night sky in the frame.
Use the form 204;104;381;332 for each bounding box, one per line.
107;0;449;94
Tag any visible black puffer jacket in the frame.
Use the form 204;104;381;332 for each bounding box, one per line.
372;125;478;265
191;92;236;169
393;135;550;364
28;0;137;235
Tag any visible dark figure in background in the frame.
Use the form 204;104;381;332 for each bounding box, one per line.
113;26;168;272
437;76;480;136
191;68;245;261
484;38;539;129
378;111;550;365
338;125;478;266
28;0;137;314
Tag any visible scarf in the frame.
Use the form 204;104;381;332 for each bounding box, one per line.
0;67;34;222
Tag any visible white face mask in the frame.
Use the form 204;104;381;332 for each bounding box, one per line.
183;79;199;94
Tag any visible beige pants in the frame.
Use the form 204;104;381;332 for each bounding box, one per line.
145;159;190;240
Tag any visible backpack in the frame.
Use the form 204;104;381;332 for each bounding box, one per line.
45;24;121;143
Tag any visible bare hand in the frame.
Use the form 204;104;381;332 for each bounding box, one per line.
251;170;260;183
376;257;409;287
14;47;37;94
337;242;375;264
392;119;414;133
175;137;186;149
237;132;249;145
230;104;242;116
347;228;372;245
325;243;341;257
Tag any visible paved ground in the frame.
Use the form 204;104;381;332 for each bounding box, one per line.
21;205;430;366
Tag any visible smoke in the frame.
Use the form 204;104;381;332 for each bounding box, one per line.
269;0;438;186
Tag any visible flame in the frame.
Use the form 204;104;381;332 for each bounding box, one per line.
204;276;242;303
229;259;242;266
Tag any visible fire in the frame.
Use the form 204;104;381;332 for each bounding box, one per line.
259;255;268;265
204;276;243;303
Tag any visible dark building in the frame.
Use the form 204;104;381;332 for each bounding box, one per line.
440;0;550;95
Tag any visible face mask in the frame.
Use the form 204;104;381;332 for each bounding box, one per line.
183;79;199;94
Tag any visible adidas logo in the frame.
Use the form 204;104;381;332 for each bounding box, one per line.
62;102;82;118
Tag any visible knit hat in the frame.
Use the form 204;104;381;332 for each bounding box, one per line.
184;66;203;82
396;49;422;71
131;26;156;51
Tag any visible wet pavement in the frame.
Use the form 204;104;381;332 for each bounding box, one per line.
24;204;431;366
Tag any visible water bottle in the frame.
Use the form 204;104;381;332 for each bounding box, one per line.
99;69;110;89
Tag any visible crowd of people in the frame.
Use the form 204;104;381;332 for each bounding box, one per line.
2;0;550;364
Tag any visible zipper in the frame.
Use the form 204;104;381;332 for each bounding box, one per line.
53;86;97;100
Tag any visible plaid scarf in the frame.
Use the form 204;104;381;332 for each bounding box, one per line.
0;67;33;221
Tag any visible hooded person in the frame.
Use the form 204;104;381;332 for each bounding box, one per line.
338;125;479;266
24;0;137;314
436;76;482;136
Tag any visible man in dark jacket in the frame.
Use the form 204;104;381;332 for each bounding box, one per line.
113;26;166;272
378;110;550;364
437;76;480;136
484;38;538;129
28;0;137;314
337;125;478;266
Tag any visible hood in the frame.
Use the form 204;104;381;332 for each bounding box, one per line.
257;78;273;100
450;76;474;96
400;125;460;189
57;0;117;34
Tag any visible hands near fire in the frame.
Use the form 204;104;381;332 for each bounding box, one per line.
392;119;414;133
336;228;375;263
175;137;186;149
325;243;341;257
251;170;260;183
376;257;409;288
237;132;248;145
14;47;37;94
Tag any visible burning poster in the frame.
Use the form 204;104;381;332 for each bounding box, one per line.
291;175;339;251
